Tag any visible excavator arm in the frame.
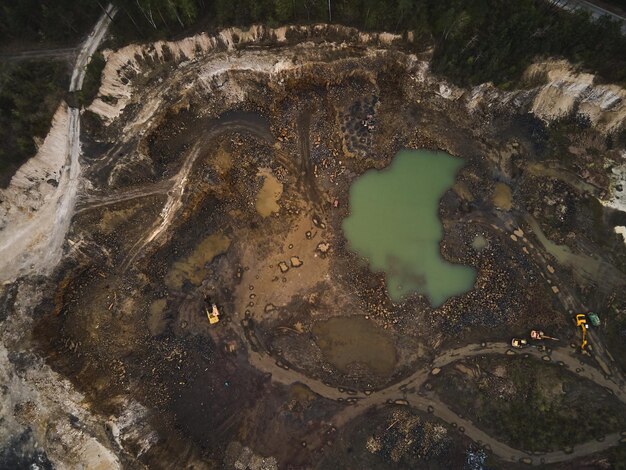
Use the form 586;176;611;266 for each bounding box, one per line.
576;314;588;350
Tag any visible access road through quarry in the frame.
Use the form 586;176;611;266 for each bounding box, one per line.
0;4;117;284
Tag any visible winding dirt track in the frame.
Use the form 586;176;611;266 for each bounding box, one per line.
75;179;174;214
76;113;626;464
241;207;626;465
248;339;625;465
59;28;626;465
0;4;117;283
122;114;274;270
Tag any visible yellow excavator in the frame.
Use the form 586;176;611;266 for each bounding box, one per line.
576;314;588;350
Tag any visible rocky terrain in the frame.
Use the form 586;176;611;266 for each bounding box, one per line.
1;22;626;469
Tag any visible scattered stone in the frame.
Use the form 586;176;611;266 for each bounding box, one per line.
278;262;289;273
551;286;560;294
431;367;441;376
290;256;303;268
316;242;330;253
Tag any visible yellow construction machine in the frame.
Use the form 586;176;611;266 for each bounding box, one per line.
206;303;220;325
575;314;588;350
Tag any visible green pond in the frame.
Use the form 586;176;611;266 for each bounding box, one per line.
342;149;476;307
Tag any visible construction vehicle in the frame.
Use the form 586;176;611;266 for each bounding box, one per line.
530;330;558;341
511;338;528;349
576;314;588;350
587;312;600;327
206;303;220;325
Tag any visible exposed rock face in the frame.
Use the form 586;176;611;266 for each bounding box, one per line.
0;281;122;469
527;60;626;134
0;107;69;231
2;25;624;285
89;24;404;124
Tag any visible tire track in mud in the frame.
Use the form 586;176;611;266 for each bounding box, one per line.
75;179;174;214
235;208;626;466
121;116;275;269
296;109;324;212
246;338;625;465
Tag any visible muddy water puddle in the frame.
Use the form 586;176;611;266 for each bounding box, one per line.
342;149;476;307
472;234;488;251
165;232;231;289
213;143;233;175
313;316;396;375
493;182;513;210
525;214;622;289
525;162;598;195
255;168;283;217
148;298;168;336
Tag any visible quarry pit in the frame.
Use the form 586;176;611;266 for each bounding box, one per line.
2;24;626;469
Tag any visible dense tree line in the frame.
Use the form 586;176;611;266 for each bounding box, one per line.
0;0;101;45
0;61;67;186
98;0;626;88
0;0;204;46
0;0;625;185
1;0;624;86
198;0;626;87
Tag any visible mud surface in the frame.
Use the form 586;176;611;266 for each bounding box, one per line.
312;316;397;375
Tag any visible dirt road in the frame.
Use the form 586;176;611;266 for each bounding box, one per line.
237;204;626;466
0;4;117;284
122;114;275;269
550;0;626;33
0;47;77;63
75;179;174;214
246;336;625;465
296;109;323;209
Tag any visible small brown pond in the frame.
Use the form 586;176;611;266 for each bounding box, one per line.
312;316;397;376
